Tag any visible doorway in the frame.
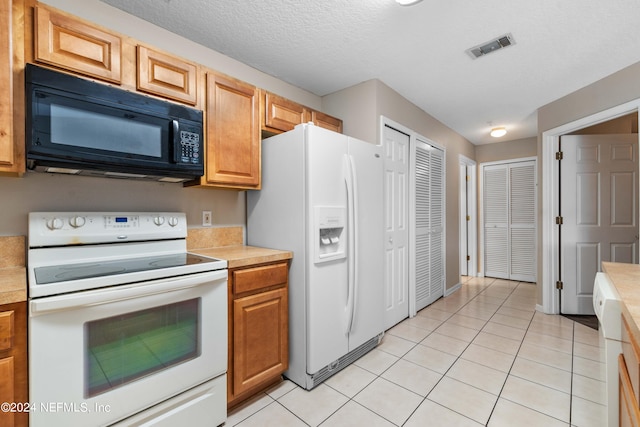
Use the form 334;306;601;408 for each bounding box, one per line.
381;120;410;329
558;131;638;314
542;103;640;314
459;156;477;278
480;158;537;282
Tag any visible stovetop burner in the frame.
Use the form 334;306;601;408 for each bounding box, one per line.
28;212;228;298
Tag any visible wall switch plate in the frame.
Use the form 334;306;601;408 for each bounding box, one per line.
202;211;212;226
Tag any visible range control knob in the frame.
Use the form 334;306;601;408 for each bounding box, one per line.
69;216;86;228
168;216;179;227
46;218;64;230
153;216;165;226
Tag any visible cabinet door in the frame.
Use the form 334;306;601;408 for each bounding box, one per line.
262;91;308;133
620;354;640;427
232;287;288;397
137;45;197;105
0;357;15;427
34;6;122;83
0;0;14;169
0;303;26;427
311;110;343;134
205;73;260;188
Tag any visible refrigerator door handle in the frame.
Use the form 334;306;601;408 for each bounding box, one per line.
344;154;359;335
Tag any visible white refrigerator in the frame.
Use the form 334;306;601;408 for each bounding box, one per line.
247;123;384;390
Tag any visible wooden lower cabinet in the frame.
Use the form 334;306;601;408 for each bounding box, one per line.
228;262;289;408
0;302;28;427
621;314;640;427
621;353;640;427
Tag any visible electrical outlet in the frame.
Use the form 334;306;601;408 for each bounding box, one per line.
202;211;212;226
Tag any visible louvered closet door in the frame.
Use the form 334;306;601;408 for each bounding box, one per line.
484;166;509;278
509;163;536;281
483;160;536;282
415;140;445;311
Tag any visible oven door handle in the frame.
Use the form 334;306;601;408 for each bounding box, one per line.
30;270;227;315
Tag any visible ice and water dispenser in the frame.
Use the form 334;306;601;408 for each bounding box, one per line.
314;206;346;263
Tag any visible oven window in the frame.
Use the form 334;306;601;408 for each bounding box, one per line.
85;298;200;398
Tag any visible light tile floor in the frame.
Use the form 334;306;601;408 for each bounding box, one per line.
225;276;606;426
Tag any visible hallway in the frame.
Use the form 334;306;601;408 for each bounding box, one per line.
226;276;605;426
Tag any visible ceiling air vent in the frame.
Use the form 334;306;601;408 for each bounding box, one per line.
466;33;515;59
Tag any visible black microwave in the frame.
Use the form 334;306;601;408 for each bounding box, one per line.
25;64;204;182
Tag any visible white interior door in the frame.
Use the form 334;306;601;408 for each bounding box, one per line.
483;160;537;282
382;124;409;329
414;139;445;311
560;134;638;314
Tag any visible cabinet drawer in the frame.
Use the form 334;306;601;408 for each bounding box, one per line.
0;310;14;352
137;45;198;105
623;314;640;403
233;263;288;295
34;6;122;83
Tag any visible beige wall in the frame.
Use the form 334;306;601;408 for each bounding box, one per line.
537;60;640;306
475;137;537;164
0;0;326;236
40;0;322;110
538;62;640;133
474;136;537;277
324;80;476;291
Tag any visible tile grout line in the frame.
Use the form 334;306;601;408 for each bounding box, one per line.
483;281;538;425
230;278;596;426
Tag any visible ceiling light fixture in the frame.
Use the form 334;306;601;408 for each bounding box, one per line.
490;127;507;138
396;0;423;5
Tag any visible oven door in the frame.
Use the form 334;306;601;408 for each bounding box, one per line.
28;270;227;427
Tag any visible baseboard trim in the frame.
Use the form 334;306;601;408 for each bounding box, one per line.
445;282;461;297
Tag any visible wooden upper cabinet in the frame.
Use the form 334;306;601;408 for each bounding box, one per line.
312;110;343;134
261;90;342;135
0;0;14;169
204;72;260;189
34;5;122;83
262;91;308;133
137;45;198;105
0;0;24;176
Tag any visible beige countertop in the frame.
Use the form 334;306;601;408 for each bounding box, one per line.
192;245;292;269
602;261;640;342
0;236;27;305
0;267;27;305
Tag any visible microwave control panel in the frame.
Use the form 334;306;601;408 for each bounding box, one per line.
178;130;201;165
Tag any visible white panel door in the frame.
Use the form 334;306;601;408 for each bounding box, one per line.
560;134;638;314
382;125;409;329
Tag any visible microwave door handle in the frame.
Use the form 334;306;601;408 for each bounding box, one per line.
172;120;181;163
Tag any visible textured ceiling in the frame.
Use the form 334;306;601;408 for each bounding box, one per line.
98;0;640;145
